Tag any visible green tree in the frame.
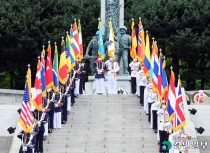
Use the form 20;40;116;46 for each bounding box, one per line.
0;0;100;89
124;0;210;90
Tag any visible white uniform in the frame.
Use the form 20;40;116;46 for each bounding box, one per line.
157;108;172;152
144;83;152;112
139;75;148;106
129;61;140;77
129;61;140;94
135;70;143;96
147;92;157;122
157;108;172;133
150;100;160;128
105;60;120;94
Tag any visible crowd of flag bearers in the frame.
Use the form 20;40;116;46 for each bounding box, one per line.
16;17;190;153
128;18;189;153
17;19;86;153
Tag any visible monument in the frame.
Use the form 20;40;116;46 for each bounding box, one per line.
85;0;131;95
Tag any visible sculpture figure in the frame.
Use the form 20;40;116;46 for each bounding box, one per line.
117;26;131;74
84;31;99;75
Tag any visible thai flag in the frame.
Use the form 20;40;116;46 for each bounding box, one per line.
167;69;176;120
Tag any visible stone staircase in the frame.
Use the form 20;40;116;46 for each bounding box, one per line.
43;95;159;153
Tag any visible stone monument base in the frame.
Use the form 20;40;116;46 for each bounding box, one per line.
85;75;131;95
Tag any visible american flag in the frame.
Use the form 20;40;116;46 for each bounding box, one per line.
173;78;186;132
19;83;33;133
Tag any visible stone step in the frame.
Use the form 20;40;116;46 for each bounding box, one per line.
43;94;158;153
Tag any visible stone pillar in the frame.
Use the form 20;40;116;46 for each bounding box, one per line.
119;0;124;29
100;0;124;34
100;0;106;33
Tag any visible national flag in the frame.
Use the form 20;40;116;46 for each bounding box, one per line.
130;19;137;59
46;42;53;90
26;64;31;96
59;38;68;85
26;64;32;104
162;57;168;101
137;18;145;63
143;32;151;76
19;82;33;133
69;27;76;67
167;68;176;120
108;19;115;58
98;19;105;60
52;43;59;92
157;56;163;100
78;20;83;59
40;47;46;97
73;19;81;60
65;32;72;73
151;41;159;91
33;58;43;111
173;77;186;132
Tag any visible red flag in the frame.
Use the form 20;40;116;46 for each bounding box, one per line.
46;42;53;90
73;19;81;60
137;18;145;63
33;57;43;111
78;20;83;59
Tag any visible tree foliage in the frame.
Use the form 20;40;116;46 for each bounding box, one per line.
124;0;210;90
0;0;209;90
0;0;100;89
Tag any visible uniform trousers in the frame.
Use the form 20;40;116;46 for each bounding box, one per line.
67;96;71;111
152;110;158;130
135;77;140;96
44;123;48;136
53;112;61;129
140;86;145;105
131;77;136;94
148;102;153;122
107;75;117;94
95;78;104;94
159;130;170;153
49;110;54;129
75;79;80;95
35;131;44;152
62;97;67;122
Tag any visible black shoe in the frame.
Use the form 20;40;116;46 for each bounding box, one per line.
48;129;52;133
71;103;74;106
43;136;46;141
62;121;66;124
154;130;157;133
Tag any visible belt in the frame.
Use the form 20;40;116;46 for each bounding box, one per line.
160;121;169;123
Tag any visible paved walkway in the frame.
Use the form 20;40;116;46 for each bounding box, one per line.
43;95;159;153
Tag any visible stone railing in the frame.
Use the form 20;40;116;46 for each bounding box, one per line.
0;89;24;104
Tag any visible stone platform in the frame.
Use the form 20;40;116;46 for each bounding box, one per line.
85;75;131;95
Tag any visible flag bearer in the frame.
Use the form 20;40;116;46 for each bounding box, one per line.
105;57;120;94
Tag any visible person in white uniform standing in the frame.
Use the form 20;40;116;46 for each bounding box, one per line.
129;57;140;94
157;101;172;153
94;57;105;95
105;57;120;94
